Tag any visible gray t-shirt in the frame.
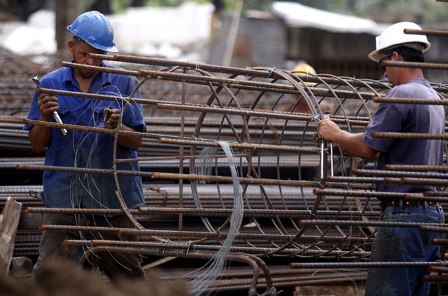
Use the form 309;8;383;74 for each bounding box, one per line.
363;78;445;193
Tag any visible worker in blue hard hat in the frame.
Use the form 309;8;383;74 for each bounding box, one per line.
25;11;146;281
66;10;118;81
67;10;118;53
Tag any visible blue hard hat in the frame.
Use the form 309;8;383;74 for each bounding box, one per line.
67;11;118;52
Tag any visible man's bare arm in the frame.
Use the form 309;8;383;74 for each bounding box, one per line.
318;119;379;160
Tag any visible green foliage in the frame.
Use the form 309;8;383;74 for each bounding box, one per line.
296;0;448;24
82;0;448;23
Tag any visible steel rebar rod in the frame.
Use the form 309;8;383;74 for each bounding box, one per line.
156;102;369;126
373;96;448;105
89;53;391;90
384;164;448;172
314;188;421;199
158;137;319;153
404;28;448;37
61;61;377;99
372;131;448;140
41;224;369;243
27;207;134;215
114;153;249;163
36;87;369;127
420;225;448;233
398;178;448;187
290;261;445;268
16;163;151;177
299;219;443;228
18;163;327;187
211;272;366;289
432;238;448;245
65;239;371;257
150;172;322;187
422;275;448;283
317;188;448;203
79;246;263;296
354;168;448;179
212;275;367;292
384;60;448;70
327;176;394;183
27;206;381;219
37;87;163;105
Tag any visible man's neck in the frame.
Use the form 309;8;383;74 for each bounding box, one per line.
75;73;95;93
399;68;424;85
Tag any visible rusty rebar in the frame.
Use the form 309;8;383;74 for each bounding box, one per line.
384;164;448;172
290;261;444;268
61;61;377;99
159;137;319;153
354;168;448;179
89;52;390;90
41;224;369;243
299;219;443;228
156;102;369;126
65;239;371;258
79;246;264;295
27;206;381;219
404;28;448;37
373;96;448;105
372;131;448;140
384;60;448;70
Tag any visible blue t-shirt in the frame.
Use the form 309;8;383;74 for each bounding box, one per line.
363;78;445;193
25;64;146;209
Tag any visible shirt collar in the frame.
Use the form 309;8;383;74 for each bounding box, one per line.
62;61;112;89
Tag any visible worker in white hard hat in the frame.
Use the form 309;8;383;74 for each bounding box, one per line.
26;11;146;281
318;22;445;296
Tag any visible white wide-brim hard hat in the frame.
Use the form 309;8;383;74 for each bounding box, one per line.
368;22;430;62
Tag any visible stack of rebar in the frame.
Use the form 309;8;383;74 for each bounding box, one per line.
1;45;448;294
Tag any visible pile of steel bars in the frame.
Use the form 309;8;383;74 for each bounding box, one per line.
1;50;448;293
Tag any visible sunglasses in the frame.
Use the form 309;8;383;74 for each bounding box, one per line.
379;53;393;72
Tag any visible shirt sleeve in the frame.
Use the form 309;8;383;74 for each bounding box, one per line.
124;103;146;132
24;91;41;131
363;103;403;152
123;76;146;132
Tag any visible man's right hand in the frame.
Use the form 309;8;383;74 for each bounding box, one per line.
37;94;59;121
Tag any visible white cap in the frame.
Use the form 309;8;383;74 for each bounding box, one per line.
368;22;430;62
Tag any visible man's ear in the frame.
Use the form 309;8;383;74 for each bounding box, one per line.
391;51;402;61
68;39;74;53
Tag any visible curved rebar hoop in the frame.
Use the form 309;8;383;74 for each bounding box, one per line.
111;74;151;231
78;245;271;295
17;55;448;293
165;65;386;256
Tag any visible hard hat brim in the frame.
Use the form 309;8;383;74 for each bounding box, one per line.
368;42;430;62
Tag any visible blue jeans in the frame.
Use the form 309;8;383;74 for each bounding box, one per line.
365;203;444;296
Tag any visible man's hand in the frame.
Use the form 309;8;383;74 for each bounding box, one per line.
104;108;121;129
37;94;59;121
318;118;342;142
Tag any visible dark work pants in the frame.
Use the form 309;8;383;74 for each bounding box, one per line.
33;212;145;281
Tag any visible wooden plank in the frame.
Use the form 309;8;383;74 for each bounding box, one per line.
0;197;22;276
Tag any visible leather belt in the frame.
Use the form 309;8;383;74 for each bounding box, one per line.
381;200;438;209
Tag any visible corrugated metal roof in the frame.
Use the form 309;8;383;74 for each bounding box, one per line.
271;1;382;35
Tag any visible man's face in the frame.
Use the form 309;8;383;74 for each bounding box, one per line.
379;52;398;86
68;38;105;79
